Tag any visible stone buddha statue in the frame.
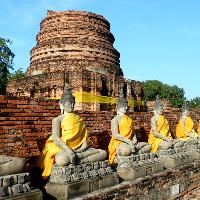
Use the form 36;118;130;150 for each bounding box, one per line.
176;102;199;141
108;94;151;165
37;85;107;179
148;97;184;153
0;155;26;176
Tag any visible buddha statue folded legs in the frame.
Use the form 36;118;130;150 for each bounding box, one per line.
0;155;26;176
0;154;37;199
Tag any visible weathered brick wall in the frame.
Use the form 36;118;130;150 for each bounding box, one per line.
80;161;200;200
0;95;200;158
0;95;60;157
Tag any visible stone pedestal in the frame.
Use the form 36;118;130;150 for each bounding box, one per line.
185;143;200;161
45;161;119;199
116;153;163;181
0;173;42;200
157;147;193;169
0;189;42;200
46;174;118;199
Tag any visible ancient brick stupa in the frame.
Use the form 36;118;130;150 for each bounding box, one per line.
7;10;143;111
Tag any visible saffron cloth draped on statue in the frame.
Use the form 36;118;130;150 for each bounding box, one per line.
148;115;172;153
198;120;200;135
37;113;87;179
108;115;134;165
176;116;198;140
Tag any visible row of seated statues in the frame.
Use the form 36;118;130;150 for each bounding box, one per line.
1;87;200;198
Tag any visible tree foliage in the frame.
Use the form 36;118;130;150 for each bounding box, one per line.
0;37;15;94
8;68;26;81
188;97;200;109
142;80;185;108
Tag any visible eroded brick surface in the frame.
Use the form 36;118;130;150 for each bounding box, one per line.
7;10;144;111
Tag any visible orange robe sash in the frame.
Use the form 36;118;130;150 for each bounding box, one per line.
176;116;195;141
148;115;172;153
108;115;134;164
37;113;87;179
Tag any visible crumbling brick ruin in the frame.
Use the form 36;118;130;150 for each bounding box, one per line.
1;95;200;199
7;10;143;111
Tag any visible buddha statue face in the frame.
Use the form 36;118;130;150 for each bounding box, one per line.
60;85;75;113
183;109;189;117
64;100;75;113
182;102;189;117
153;97;163;115
117;98;128;116
154;106;163;115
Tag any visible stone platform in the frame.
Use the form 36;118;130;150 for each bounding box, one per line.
185;143;200;161
75;161;200;200
116;153;163;180
0;173;42;200
0;189;42;200
46;161;119;199
157;146;193;169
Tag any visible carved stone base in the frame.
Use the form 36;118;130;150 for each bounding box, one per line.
157;147;193;169
46;161;119;199
0;189;42;200
0;173;38;199
116;153;163;180
49;161;113;184
45;174;119;199
185;144;200;161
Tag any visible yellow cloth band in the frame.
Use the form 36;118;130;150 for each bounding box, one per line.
50;92;144;107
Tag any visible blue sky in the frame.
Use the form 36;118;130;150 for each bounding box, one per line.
1;0;200;100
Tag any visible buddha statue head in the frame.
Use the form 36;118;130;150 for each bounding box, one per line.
182;101;189;117
116;90;128;116
153;96;163;115
60;84;75;113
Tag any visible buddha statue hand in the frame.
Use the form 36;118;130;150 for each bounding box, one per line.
127;140;136;153
68;150;76;164
169;141;174;147
55;150;76;166
75;141;88;153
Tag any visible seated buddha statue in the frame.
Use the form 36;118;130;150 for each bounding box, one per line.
108;94;151;165
37;86;107;179
148;97;184;153
176;102;199;141
0;155;26;176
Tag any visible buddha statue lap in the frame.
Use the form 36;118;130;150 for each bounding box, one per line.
0;155;26;176
108;94;162;180
0;150;37;198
